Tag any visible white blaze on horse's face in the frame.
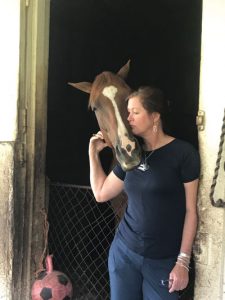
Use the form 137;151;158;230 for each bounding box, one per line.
102;85;136;157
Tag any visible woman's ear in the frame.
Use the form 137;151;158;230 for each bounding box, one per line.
152;112;161;123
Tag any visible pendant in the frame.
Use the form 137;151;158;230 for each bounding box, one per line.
137;162;149;171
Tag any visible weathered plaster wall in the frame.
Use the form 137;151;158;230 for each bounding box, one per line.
194;0;225;299
0;1;20;300
0;144;14;300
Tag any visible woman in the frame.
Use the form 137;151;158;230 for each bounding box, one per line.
89;86;200;300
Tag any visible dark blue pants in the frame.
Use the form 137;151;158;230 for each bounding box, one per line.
108;236;179;300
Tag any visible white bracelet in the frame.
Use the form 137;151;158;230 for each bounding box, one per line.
177;257;190;265
176;261;189;271
179;252;191;259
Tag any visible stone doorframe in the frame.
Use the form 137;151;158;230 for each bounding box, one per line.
13;1;50;299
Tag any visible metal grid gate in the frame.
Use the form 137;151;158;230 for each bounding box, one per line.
47;182;124;300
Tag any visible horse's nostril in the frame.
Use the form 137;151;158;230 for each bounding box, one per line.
126;144;132;152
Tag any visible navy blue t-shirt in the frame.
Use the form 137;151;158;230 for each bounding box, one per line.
113;139;200;259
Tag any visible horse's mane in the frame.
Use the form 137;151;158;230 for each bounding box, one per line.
89;71;131;108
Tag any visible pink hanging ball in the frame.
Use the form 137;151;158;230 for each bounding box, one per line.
31;255;73;300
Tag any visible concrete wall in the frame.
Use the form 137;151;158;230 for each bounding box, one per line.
194;0;225;299
0;144;14;300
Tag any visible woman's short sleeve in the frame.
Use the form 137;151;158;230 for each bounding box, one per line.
181;144;201;183
113;164;126;181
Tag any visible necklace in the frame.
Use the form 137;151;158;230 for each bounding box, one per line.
137;150;155;172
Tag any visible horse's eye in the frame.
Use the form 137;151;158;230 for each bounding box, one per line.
92;107;97;112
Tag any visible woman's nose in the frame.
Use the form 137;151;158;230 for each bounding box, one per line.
127;114;132;121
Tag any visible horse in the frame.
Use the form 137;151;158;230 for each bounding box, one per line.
68;60;142;222
68;60;142;172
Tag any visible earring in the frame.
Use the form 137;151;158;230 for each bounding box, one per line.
153;124;158;133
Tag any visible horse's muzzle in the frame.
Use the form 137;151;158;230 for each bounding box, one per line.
115;139;142;171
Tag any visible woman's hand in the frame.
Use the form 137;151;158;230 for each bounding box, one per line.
88;131;124;202
89;131;108;155
168;263;189;293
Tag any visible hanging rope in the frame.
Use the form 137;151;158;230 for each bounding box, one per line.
35;208;50;277
210;108;225;207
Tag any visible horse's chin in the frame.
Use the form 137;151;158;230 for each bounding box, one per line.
119;158;141;172
115;141;142;171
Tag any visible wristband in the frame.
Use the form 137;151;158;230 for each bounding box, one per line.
179;252;191;259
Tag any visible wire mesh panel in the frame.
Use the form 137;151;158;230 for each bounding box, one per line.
48;182;125;300
48;182;195;300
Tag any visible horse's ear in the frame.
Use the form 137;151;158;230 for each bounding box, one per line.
68;82;92;94
117;59;131;79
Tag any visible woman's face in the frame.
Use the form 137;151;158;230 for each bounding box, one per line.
127;96;155;137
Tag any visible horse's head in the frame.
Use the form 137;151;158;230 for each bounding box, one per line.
69;60;142;171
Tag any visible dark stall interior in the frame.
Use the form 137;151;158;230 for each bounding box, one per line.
46;0;202;185
46;1;202;299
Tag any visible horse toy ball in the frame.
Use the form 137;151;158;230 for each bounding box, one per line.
31;255;73;300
